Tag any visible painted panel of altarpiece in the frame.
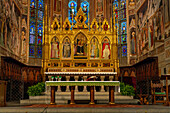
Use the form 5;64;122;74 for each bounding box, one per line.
90;37;99;59
74;33;87;57
51;37;60;59
63;37;71;58
101;37;110;59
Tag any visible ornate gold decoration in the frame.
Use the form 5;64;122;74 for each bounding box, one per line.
51;17;60;33
43;7;119;78
74;8;88;29
102;18;110;32
90;18;99;32
63;18;71;32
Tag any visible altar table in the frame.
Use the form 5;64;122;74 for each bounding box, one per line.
46;81;120;105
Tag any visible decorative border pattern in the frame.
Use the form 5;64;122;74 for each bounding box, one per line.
46;81;120;86
45;72;117;75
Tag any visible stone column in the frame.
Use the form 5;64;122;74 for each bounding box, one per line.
46;76;52;93
83;76;87;92
48;76;52;81
100;76;105;92
50;86;56;105
66;76;70;92
57;76;61;92
126;0;130;65
109;76;117;92
74;76;79;92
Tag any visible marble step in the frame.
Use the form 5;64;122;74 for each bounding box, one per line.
43;92;120;95
29;95;133;100
20;99;139;105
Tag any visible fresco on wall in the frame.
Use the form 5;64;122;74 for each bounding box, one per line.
129;15;136;55
9;3;20;56
21;15;27;58
136;0;164;56
137;0;148;28
154;10;164;41
102;37;110;59
51;37;59;59
0;0;11;46
164;0;170;24
54;0;61;13
90;37;99;59
97;0;103;14
148;0;162;18
63;37;71;58
148;18;154;48
130;29;136;55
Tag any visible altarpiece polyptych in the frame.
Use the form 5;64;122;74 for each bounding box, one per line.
44;8;118;73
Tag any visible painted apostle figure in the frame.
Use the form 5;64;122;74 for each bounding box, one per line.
91;39;96;58
77;38;84;55
51;38;59;58
102;45;110;59
63;39;71;58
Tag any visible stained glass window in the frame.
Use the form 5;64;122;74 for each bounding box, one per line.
122;45;127;57
120;0;126;9
30;0;36;17
113;0;118;20
81;1;89;24
121;22;127;34
30;23;35;33
29;45;35;57
113;0;118;29
113;0;127;57
38;10;43;21
68;1;77;24
29;35;35;44
29;0;44;58
121;35;127;44
120;0;126;20
37;23;43;45
37;46;42;58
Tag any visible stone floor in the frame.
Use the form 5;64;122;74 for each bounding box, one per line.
0;102;170;113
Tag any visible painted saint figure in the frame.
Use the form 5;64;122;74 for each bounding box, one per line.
63;38;71;58
97;0;103;13
30;2;35;17
65;22;70;30
92;22;96;31
53;22;58;30
78;15;83;23
91;39;96;57
102;38;110;59
131;31;136;54
90;38;99;58
102;45;110;59
104;22;108;31
77;38;84;55
21;29;26;56
51;37;59;59
74;33;87;56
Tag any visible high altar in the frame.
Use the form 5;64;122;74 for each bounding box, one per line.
42;7;119;92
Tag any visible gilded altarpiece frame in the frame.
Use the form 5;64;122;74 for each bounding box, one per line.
42;7;119;80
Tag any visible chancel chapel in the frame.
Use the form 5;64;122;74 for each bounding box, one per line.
0;0;170;104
